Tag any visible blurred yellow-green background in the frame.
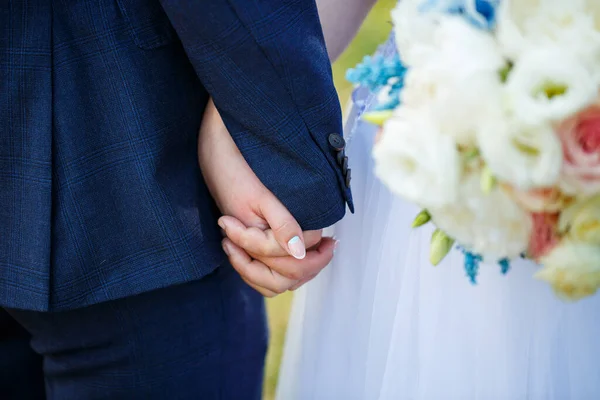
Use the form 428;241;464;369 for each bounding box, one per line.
262;1;395;399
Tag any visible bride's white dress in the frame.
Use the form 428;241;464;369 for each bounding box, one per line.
276;39;600;400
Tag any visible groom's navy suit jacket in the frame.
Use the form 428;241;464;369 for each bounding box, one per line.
0;0;351;311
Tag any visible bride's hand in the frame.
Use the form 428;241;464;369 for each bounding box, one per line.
198;98;335;296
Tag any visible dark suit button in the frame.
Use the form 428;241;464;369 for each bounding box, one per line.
341;156;349;173
336;150;345;165
345;169;351;188
328;133;345;151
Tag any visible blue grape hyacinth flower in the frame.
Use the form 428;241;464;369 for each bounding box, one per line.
498;258;510;275
463;251;482;284
347;53;406;111
346;53;406;93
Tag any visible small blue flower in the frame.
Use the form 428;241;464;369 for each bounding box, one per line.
457;246;482;284
464;252;482;284
374;84;402;111
346;53;406;94
498;258;510;275
419;0;499;30
464;0;498;29
347;53;406;112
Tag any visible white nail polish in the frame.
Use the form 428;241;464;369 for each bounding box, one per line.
288;236;306;260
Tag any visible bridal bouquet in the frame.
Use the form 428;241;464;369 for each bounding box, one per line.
349;0;600;301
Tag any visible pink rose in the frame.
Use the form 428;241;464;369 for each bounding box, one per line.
528;213;561;261
557;104;600;194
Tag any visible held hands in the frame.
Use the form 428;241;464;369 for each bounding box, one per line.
218;216;337;296
198;99;337;296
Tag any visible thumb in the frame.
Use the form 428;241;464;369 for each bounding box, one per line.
258;192;306;260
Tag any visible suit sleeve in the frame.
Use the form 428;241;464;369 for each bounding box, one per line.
159;0;353;230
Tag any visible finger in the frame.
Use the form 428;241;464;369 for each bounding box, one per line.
303;230;323;251
289;273;319;291
289;238;338;289
257;193;306;260
242;229;323;260
240;276;278;298
253;237;337;281
222;239;298;294
219;216;323;258
220;216;282;255
219;216;289;257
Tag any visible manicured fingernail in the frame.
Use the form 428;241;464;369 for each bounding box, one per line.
287;236;306;260
218;219;227;231
222;241;231;256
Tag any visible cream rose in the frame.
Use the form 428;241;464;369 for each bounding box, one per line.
558;194;600;245
536;240;600;301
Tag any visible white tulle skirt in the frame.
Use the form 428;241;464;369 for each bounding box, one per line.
276;101;600;400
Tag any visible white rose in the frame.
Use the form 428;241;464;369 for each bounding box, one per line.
400;16;505;146
400;69;498;147
391;0;439;68
431;73;504;147
536;240;600;301
477;118;563;189
373;108;461;208
400;69;437;108
429;171;532;259
429;16;505;78
427;17;505;145
504;47;597;126
496;0;600;76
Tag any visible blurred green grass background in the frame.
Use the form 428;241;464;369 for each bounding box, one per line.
262;1;395;399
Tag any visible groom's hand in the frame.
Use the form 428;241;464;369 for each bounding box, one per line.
198;99;336;296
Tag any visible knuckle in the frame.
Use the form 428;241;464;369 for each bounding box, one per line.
238;234;253;250
274;286;287;295
272;219;294;235
258;240;273;256
287;269;304;281
273;282;289;295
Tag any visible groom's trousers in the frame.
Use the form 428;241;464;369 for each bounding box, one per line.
1;265;267;399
